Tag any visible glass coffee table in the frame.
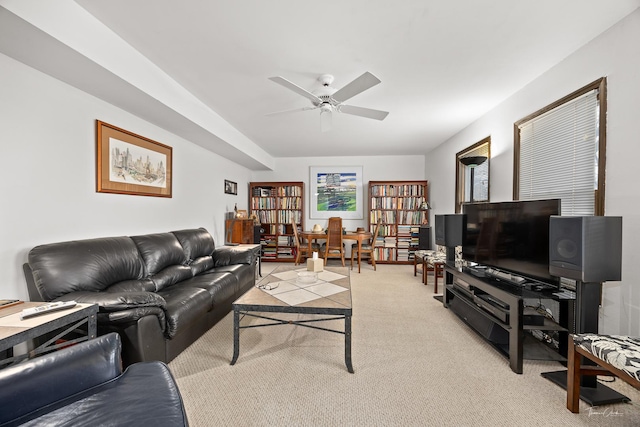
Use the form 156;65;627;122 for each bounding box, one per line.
230;264;353;373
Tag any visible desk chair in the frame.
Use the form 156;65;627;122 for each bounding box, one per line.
321;217;345;266
292;221;319;265
351;219;381;271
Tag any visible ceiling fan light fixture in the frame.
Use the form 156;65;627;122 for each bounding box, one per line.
267;72;389;128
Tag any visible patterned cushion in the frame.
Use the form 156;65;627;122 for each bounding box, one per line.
574;334;640;382
414;250;434;261
426;251;446;265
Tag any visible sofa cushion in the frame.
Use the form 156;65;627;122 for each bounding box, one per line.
213;246;255;267
190;256;215;275
211;264;255;294
131;233;187;276
28;237;145;301
171;228;215;261
150;265;193;291
106;278;156;293
181;272;239;306
157;286;211;338
574;334;640;383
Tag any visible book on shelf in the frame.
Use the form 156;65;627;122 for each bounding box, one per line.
384;236;396;248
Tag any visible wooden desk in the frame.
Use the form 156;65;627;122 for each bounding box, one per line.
301;231;372;273
0;302;98;366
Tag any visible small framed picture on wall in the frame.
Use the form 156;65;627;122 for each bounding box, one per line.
224;180;237;195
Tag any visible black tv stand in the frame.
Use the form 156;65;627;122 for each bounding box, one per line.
443;262;575;374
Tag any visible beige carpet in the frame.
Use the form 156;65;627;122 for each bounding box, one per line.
169;264;640;426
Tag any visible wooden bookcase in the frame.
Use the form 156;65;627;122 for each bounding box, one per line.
249;182;304;262
368;180;429;264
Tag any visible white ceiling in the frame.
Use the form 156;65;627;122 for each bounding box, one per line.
3;0;640;169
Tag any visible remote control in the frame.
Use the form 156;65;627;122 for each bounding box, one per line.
21;301;77;319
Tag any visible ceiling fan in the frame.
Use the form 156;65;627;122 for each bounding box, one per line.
267;72;389;132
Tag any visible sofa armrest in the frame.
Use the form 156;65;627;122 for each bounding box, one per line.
0;333;122;425
212;246;255;267
55;291;166;312
98;306;167;333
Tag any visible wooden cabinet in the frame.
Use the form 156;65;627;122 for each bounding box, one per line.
225;218;256;244
249;182;304;262
368;180;428;264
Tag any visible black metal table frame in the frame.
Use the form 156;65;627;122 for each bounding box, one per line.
0;304;98;367
230;303;353;373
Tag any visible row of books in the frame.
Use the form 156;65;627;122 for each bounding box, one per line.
250;196;302;209
277;235;294;246
373;247;421;262
370;211;426;226
277;186;302;197
370;210;396;224
397;211;427;225
373;247;396;261
370;184;426;197
279;197;302;209
251;197;277;209
369;196;427;210
254;209;302;225
252;187;275;197
260;244;296;259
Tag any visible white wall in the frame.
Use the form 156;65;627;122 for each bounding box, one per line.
0;50;425;301
426;9;640;335
0;53;252;300
252;155;426;233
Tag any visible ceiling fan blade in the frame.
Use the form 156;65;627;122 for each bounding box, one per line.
320;109;332;132
266;106;318;116
331;72;381;103
339;104;389;121
269;76;322;104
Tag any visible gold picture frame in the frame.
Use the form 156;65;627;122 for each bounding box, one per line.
96;120;172;197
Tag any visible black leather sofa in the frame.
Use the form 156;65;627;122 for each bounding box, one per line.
0;332;188;426
24;228;255;366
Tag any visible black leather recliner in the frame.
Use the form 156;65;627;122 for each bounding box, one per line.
0;333;189;426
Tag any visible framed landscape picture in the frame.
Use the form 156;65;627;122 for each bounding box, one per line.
96;120;172;197
310;166;363;219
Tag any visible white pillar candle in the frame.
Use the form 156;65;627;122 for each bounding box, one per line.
312;251;318;260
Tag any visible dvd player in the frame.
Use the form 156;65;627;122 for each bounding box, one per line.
473;294;509;323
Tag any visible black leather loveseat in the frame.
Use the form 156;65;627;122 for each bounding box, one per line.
0;332;188;426
24;228;255;366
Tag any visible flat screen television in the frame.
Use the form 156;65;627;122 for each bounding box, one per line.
462;199;561;285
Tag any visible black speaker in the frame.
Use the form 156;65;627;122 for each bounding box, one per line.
435;214;466;247
549;216;622;282
253;226;262;244
418;226;431;250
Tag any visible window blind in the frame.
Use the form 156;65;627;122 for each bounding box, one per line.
518;89;598;216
